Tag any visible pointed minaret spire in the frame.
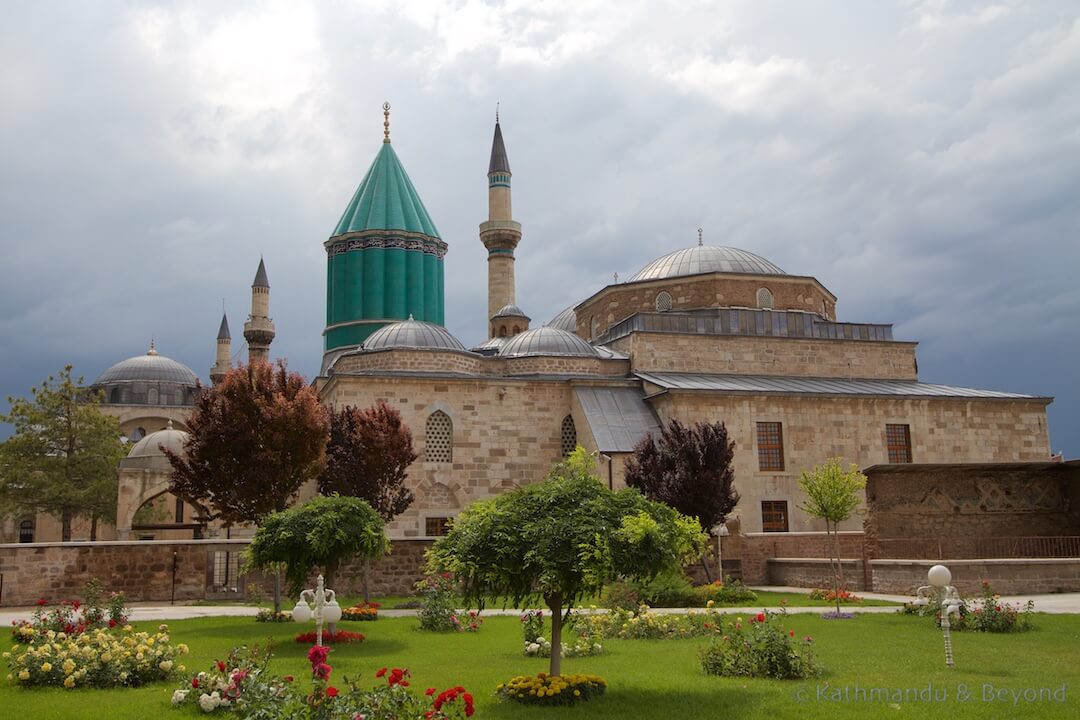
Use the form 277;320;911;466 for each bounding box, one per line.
211;310;232;385
244;258;275;364
480;111;525;338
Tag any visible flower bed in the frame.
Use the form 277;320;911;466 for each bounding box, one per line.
521;610;603;658
496;672;606;706
576;604;728;640
341;602;379;621
173;643;474;718
700;611;821;680
294;630;366;644
5;623;187;689
11;582;129;643
254;609;293;623
899;580;1035;632
809;588;862;603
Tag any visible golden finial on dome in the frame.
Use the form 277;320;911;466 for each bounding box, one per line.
698;227;703;246
147;338;158;356
383;101;391;143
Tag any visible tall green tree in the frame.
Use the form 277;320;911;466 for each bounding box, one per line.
797;457;867;616
318;401;417;601
247;495;389;595
428;447;706;676
165;360;329;610
624;419;738;581
0;366;126;541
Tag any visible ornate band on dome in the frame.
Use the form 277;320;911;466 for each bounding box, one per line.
326;233;448;259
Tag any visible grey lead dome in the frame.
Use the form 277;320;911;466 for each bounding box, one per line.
497;327;598;358
630;245;785;281
95;352;200;386
363;317;465;351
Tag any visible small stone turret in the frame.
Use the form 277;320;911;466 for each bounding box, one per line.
243;259;275;363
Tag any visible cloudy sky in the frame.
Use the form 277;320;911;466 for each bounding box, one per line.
1;1;1077;456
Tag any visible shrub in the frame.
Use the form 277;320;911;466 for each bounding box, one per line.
577;604;727;640
496;672;607;706
450;610;484;633
694;578;758;605
700;611;822;680
12;586;130;643
255;609;293;623
601;582;641;611
416;574;459;631
6;623;187;688
956;581;1034;633
603;570;697;609
171;644;270;712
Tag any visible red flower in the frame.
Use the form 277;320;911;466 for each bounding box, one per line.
375;667;387;678
789;630;795;637
326;686;339;698
108;619;117;628
307;645;331;667
283;675;294;683
217;660;226;672
425;688;435;696
755;612;766;623
72;600;81;611
313;663;332;680
191;677;200;689
36;598;47;606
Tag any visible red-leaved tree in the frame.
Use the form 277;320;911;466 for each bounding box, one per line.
165;361;329;609
624;419;738;582
318;402;417;600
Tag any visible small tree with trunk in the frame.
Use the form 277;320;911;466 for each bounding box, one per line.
247;495;389;596
428;447;706;677
165;361;329;610
0;366;126;541
318;402;417;601
624;419;738;581
797;457;867;616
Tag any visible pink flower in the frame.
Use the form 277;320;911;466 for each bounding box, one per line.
307;645;330;667
313;663;332;680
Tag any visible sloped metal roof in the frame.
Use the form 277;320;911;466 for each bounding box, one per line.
488;121;511;174
574;386;661;453
636;372;1045;400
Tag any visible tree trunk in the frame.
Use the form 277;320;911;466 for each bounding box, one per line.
829;520;842;616
547;593;563;677
362;557;371;604
273;569;282;614
699;554;714;584
325;558;339;592
90;515;98;542
831;521;846;589
62;511;72;542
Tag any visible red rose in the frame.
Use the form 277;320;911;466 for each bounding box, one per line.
755;613;766;623
326;686;339;698
307;645;330;666
375;667;387;678
425;688;435;696
789;630;795;637
314;663;332;680
108;619;117;628
37;598;47;606
191;677;200;689
217;660;226;672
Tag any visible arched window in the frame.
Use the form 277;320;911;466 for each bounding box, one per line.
147;387;159;405
498;325;508;337
560;415;577;457
655;291;673;312
590;316;598;340
512;325;521;335
425;411;453;463
18;519;34;543
756;287;774;309
109;387;121;404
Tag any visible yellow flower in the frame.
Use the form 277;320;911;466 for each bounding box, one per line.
64;675;75;688
62;659;76;674
177;644;189;654
18;670;30;681
574;690;581;697
123;625;133;633
159;660;173;672
40;662;53;673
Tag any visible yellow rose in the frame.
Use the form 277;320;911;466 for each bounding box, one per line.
18;670;30;681
62;659;76;674
159;660;173;672
64;675;75;688
40;662;52;673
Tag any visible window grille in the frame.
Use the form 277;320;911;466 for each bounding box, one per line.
756;421;785;471
426;411;453;463
425;517;451;536
886;424;912;463
761;501;789;532
756;287;774;309
561;415;577;457
655;291;673;312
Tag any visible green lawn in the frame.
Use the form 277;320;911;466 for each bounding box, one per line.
3;613;1076;719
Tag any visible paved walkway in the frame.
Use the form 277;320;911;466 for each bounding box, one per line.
3;586;1079;625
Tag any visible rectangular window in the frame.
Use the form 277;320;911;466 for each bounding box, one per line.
756;421;785;471
761;501;789;533
425;517;451;537
886;423;912;463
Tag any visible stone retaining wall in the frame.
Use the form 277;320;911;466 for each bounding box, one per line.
767;558;866;590
870;558;1080;595
740;531;866;585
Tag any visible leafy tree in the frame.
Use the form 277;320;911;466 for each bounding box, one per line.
247;495;389;595
624;419;738;581
797;457;867;616
428;447;706;676
0;366;126;541
165;361;329;610
318;402;417;602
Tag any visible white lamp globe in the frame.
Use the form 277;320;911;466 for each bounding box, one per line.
292;600;312;623
927;565;952;588
324;599;342;625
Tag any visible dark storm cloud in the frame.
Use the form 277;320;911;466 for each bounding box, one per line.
1;1;1077;455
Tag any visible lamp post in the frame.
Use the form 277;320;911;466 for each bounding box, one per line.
291;575;342;645
713;523;730;578
912;564;962;668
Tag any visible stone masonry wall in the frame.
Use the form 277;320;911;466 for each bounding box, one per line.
653;394;1051;533
870;559;1080;594
740;531;866;585
768;559;866;590
624;332;918;380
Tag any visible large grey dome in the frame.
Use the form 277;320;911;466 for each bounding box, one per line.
363;317;466;351
95;346;199;386
547;305;577;333
630;245;785;281
497;327;598;358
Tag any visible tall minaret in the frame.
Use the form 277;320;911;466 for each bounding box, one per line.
479;111;525;338
243;258;275;363
210;311;231;385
